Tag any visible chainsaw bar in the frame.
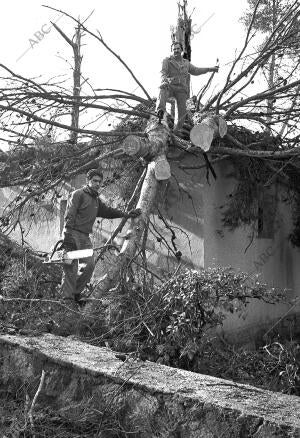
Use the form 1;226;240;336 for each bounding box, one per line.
44;248;94;265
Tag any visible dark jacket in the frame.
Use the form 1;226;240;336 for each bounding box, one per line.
64;186;124;234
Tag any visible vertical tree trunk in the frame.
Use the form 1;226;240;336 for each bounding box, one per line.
70;24;82;144
84;118;170;314
52;21;83;144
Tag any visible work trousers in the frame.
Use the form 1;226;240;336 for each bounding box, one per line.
61;229;94;299
156;84;188;131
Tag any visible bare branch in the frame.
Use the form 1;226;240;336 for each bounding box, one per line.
42;5;152;101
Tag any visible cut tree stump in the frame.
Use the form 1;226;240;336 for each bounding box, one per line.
190;115;227;151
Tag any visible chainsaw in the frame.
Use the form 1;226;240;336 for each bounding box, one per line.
44;240;95;265
44;240;119;265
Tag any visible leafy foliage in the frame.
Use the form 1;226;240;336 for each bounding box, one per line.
96;267;287;376
94;266;300;396
220;151;300;247
220;156;269;230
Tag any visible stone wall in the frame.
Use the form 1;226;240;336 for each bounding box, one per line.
1;334;300;437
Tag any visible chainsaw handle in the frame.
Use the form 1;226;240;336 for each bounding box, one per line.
49;239;64;259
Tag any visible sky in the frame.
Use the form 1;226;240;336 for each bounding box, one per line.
0;0;249;147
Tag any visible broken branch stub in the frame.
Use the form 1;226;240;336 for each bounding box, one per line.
190;115;227;151
154;155;171;180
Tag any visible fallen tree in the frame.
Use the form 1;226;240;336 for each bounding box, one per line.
0;0;299;315
84;116;170;311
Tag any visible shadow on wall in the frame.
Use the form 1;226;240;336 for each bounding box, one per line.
202;160;300;342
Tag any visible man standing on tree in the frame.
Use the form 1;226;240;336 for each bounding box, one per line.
156;41;219;134
60;168;141;305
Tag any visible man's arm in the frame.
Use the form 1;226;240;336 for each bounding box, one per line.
98;199;141;219
61;190;81;250
64;190;81;230
160;58;170;87
98;199;125;219
189;63;219;76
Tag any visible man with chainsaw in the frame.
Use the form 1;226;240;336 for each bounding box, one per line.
60;168;141;304
156;41;219;134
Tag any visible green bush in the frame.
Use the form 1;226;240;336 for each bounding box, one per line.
101;267;285;369
94;266;300;395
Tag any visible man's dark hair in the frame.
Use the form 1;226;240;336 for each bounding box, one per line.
171;41;183;51
86;168;103;180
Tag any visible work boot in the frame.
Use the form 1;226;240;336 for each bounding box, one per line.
74;293;87;307
156;109;164;123
74;283;93;307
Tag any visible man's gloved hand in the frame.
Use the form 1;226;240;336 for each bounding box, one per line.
125;208;142;219
61;231;76;251
160;78;172;89
211;65;219;73
156;109;164;121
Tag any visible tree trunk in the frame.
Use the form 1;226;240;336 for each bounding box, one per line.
70;24;82;144
52;21;82;145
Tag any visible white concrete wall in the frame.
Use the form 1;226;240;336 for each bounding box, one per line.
202;159;300;341
0;187;60;252
0;174;86;253
160;155;204;271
